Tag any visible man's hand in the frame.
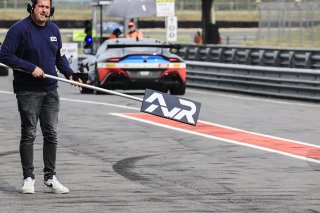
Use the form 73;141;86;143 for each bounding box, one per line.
32;67;45;78
69;75;82;92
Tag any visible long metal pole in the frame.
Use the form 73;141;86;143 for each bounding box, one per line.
45;74;143;102
0;63;143;102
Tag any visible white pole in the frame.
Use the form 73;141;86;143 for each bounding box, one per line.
0;63;143;102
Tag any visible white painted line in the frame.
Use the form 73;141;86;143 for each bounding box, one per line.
1;89;319;164
110;113;320;164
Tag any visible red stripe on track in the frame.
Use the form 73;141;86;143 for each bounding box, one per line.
123;113;320;161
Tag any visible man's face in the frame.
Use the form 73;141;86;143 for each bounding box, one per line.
31;0;51;26
129;25;135;32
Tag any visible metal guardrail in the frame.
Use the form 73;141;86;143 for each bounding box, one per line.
186;61;320;101
78;45;320;101
177;44;320;70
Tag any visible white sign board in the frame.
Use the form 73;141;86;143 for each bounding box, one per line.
165;16;177;43
61;43;78;73
156;0;175;17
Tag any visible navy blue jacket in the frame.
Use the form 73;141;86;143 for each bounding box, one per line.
0;16;73;93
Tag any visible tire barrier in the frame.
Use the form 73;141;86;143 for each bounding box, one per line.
186;61;320;101
178;44;320;70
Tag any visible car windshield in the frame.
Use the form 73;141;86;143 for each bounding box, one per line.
123;47;162;55
104;48;123;55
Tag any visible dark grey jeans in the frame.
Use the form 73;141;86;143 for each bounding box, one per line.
16;90;60;181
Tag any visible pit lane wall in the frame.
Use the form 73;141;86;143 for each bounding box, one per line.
177;44;320;101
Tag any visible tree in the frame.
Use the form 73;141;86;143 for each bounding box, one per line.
201;0;220;44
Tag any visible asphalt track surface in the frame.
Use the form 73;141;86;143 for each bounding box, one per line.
0;72;319;213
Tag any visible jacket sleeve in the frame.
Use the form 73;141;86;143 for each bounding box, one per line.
0;26;36;73
55;30;73;79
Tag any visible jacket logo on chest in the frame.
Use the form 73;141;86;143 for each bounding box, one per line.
50;36;57;41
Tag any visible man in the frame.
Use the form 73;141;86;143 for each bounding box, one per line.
125;22;143;38
0;0;75;194
108;28;122;39
194;31;202;44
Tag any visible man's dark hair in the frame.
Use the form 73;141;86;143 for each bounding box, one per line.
27;0;54;17
113;28;122;36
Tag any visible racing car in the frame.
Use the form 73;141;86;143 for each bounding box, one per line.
77;38;186;95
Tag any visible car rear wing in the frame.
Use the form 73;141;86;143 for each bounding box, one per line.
107;43;180;49
106;43;180;55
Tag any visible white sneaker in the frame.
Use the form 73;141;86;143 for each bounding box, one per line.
44;175;69;194
22;177;35;194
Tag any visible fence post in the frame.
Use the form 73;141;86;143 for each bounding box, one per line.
305;52;311;69
245;49;252;65
288;51;294;68
273;51;280;67
258;50;265;66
